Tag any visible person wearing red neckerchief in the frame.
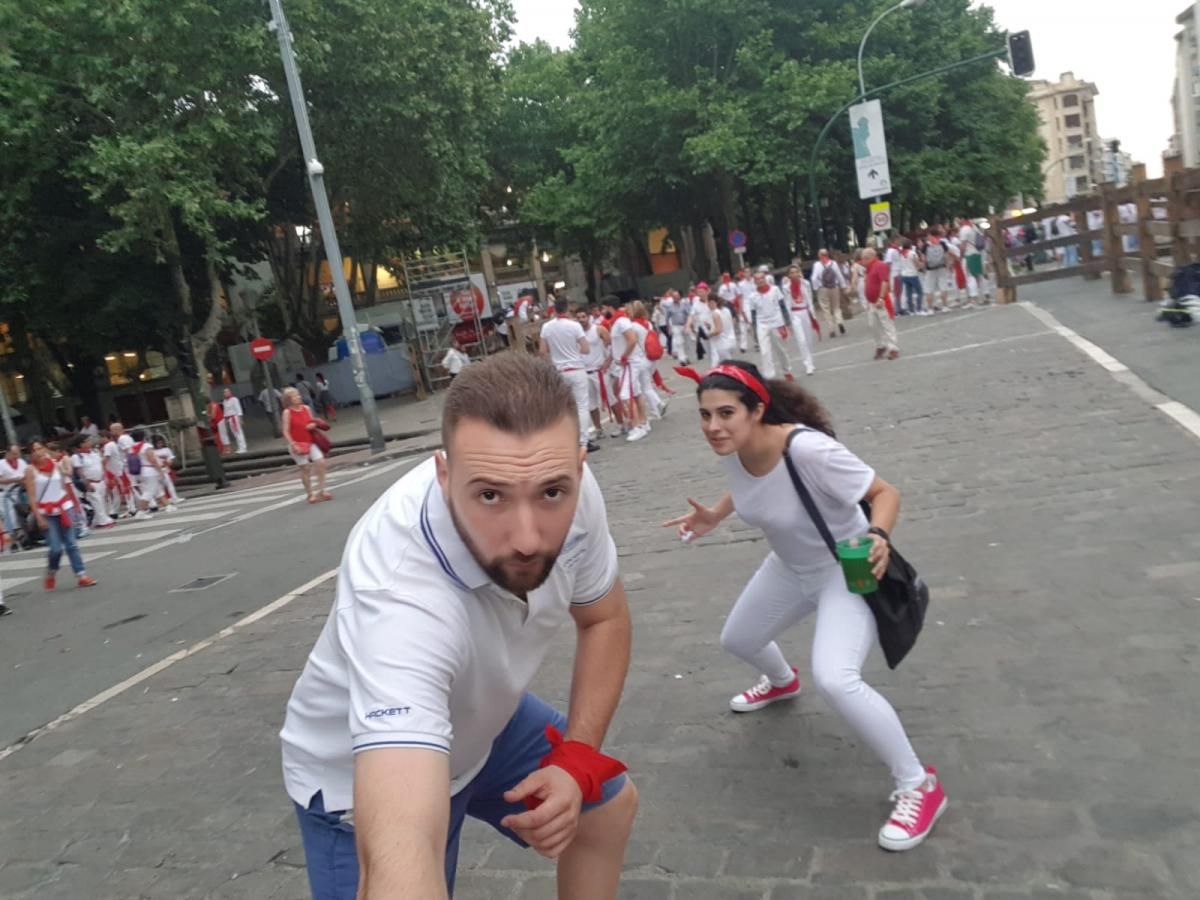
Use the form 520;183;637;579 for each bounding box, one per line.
24;439;97;591
811;250;847;338
629;304;668;419
863;248;900;360
747;268;795;380
780;264;817;376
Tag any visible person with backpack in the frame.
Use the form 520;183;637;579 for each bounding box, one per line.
897;239;924;316
539;295;601;454
810;250;848;337
663;361;945;852
129;428;175;515
611;300;651;442
957;218;988;306
922;227;954;315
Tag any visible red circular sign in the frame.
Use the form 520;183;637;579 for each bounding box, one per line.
250;337;274;361
449;285;487;320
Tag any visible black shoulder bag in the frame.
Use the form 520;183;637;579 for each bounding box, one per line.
782;429;929;669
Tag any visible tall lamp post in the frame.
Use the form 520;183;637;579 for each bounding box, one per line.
267;0;386;454
857;0;928;100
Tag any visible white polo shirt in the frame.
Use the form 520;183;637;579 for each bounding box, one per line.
280;457;619;812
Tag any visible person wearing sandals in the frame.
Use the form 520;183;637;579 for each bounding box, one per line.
25;440;97;592
663;361;945;852
282;387;332;504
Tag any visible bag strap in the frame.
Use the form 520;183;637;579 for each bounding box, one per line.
782;428;839;564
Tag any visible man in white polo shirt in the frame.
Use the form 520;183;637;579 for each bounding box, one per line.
540;295;599;454
281;352;636;900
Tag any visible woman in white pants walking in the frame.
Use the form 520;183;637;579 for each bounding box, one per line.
706;294;737;367
664;361;946;852
780;265;817;376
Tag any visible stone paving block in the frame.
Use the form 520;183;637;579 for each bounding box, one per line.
1054;845;1168;893
453;872;520;900
768;887;870;900
810;843;942;885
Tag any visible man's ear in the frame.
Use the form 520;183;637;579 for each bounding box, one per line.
435;450;449;493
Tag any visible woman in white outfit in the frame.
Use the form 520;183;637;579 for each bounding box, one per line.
779;265;817;376
664;360;947;853
706;294;737;367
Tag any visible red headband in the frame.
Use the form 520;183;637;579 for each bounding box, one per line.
674;364;771;408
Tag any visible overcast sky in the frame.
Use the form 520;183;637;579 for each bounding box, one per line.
509;0;1182;177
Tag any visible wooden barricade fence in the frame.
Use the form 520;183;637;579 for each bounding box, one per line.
988;164;1200;304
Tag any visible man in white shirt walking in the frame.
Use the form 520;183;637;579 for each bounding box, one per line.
779;264;816;376
280;352;636;900
735;269;755;351
222;388;248;454
540;296;600;453
71;436;114;529
749;268;794;380
576;305;609;441
810;250;848;337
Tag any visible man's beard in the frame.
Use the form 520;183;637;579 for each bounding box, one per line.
448;500;562;596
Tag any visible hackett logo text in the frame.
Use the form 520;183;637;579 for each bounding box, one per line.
366;706;412;719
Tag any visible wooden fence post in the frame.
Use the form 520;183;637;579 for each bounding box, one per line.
1101;183;1132;294
1079;196;1099;280
1169;171;1189;268
1133;167;1163;301
988;215;1014;304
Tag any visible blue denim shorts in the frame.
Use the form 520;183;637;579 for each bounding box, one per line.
294;692;627;899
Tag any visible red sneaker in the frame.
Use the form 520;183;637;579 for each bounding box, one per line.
878;766;947;851
44;574;56;592
887;350;900;360
77;575;97;588
729;668;801;713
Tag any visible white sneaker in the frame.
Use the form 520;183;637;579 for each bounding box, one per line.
658;399;669;418
165;504;178;513
805;366;816;376
626;425;648;442
133;510;154;521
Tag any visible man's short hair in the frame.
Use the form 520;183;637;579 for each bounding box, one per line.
130;428;146;442
442;353;576;449
554;295;569;315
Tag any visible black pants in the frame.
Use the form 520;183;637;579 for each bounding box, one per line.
660;325;673;356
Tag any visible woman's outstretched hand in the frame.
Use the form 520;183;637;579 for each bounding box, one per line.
663;498;722;542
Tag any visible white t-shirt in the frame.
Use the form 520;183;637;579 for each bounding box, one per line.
155;447;176;469
223;396;244;419
80;423;100;440
750;285;787;329
884;247;901;277
721;428;874;573
780;277;812;309
72;450;104;482
581;324;606;370
540;318;587;372
279;457;619;811
717;282;739;305
441;348;470;375
959;224;981;256
610;316;645;364
736;278;755;317
691;299;714;332
102;441;125;476
0;457;27;484
714;307;736;349
117;434;134;454
897;250;920;278
811;259;847;291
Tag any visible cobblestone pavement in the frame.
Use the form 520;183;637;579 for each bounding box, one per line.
3;304;1199;899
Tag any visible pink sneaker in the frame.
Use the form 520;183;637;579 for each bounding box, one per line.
878;766;947;851
729;668;801;713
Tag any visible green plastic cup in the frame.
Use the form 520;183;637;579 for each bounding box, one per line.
836;536;878;595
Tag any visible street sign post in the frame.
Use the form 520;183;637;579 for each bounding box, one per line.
848;99;892;200
870;201;892;233
728;229;747;271
250;337;275;361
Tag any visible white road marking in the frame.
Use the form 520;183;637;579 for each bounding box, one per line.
79;529;183;547
0;575;37;591
101;512;227;529
117;456;422;561
812;308;990;358
819;330;1054;374
0;567;339;763
1019;302;1200;445
0;551;117;572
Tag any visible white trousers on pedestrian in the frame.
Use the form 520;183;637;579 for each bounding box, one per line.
720;554;926;791
86;481;113;528
670;324;688;363
227;415;248;453
636;362;663;417
756;325;793;380
868;302;898;353
789;308;816;372
735;316;750;351
709;338;736;368
561;369;591;446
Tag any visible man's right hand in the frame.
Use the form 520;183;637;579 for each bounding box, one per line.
36;514;49;531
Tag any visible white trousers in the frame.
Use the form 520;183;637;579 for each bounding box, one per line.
86;481;113;528
226;415;248;453
709;338;736;367
561;369;592;446
636;361;663;417
868;302;899;353
735;316;750;351
756;325;793;380
789;308;816;372
669;324;688;363
720;554;925;791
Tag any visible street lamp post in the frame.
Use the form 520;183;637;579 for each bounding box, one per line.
267;0;387;455
857;0;927;100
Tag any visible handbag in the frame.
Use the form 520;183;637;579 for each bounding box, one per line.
782;429;929;669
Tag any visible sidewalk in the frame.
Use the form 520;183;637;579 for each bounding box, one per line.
4;306;1199;899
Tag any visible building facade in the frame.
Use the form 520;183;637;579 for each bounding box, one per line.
1174;4;1200;168
1027;72;1103;203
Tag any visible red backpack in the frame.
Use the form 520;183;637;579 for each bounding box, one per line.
642;326;664;361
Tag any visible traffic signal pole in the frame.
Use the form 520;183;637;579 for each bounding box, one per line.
808;46;1010;249
267;0;386;455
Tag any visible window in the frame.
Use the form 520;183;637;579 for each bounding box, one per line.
1068;134;1083;148
1076;176;1090;193
1069;155;1086;170
1062;94;1079;108
1064;113;1082;129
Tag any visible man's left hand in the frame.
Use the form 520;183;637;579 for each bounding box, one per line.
500;765;584;859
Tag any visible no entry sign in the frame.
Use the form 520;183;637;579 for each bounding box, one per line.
250;337;275;361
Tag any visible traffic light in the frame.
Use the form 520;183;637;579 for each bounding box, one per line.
1007;31;1035;77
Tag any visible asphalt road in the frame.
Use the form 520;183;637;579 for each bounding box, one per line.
0;454;423;749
